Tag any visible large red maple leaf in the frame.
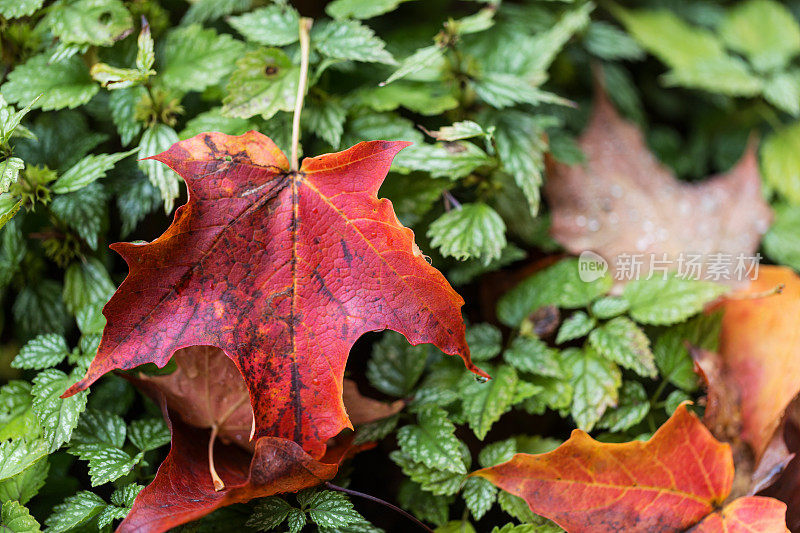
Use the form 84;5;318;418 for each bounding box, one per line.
64;132;485;458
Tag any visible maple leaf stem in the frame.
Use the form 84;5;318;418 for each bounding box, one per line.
324;482;434;533
208;423;225;491
721;283;785;301
290;17;313;171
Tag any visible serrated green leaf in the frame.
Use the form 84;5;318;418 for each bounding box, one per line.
472;74;569;109
584;21;644;61
313;20;395;64
654;312;721;391
90;63;150;90
497;490;538;523
181;0;250;25
590;296;629;319
46;0;132;46
397;407;466;474
461;476;496;520
97;484;142;529
398;481;451;527
180;108;254;141
0;382;38;442
465;324;501;362
115;168;161;236
51;149;136;194
503;336;561;378
44;491;106;533
623;275;727;325
73;444;140;486
0;501;40;533
31;369;88;452
764;204;800;270
353;414;399;445
719;0;800;73
50;182;108;250
12;334;69;370
522;375;573;415
222;47;299;120
463;365;517;440
228;4;300;46
301;490;366;529
128;418;170;451
478;439;516;469
563;346;621;431
764;71;800;116
62;258;115;315
108;87;144;146
247;497;294;531
286;508;306;533
0;0;42;18
160;25;245;92
0;439;48;484
0;159;24;196
665;390;691;415
394;142;492;180
0;457;48;505
429;121;490;142
497;258;612;327
556;312;596;344
428;203;506;265
366;331;429;397
1;55;98;111
762;121;800;206
390;448;466;496
303;98;345;149
383;45;445;85
138;123;181;213
13;280;70;337
353;82;458;117
596;381;649;432
136;21;155;72
588;316;656;378
327;0;410;20
71;409;126;448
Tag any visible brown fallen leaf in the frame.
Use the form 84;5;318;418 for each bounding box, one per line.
342;379;404;426
760;397;800;531
544;89;771;282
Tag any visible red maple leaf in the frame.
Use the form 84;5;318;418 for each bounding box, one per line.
472;404;789;532
64;132;486;458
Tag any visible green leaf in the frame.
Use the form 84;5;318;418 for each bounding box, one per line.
0;95;38;146
596;381;649;432
588;317;656;378
762;121;800;206
181;108;255;141
0;439;48;484
665;390;691;415
584;21;644;61
108;88;144;147
497;258;612;327
590;296;630;319
0;159;24;196
429;121;490;142
503;336;562;378
50;182;108;250
461;476;496;520
462;364;518;440
0;457;48;505
136;20;155;72
654;312;721;391
563;346;621;431
313;20;395;64
303;98;346;149
366;331;429;397
247;497;295;531
44;491;106;533
397;406;466;474
472;74;569;109
0;501;40;533
0;382;37;442
73;444;140;486
128;418;170;451
181;0;250;25
13;280;70;337
395;142;492;180
343;111;423;147
46;0;132;46
390;447;467;496
71;409;126;448
0;0;42;18
353;82;458;117
138;123;181;213
31;369;89;452
159;25;245;92
383;45;445;85
51;149;136;194
97;484;142;529
286;509;306;533
478;439;516;468
719;0;800;73
1;55;98;111
428;203;506;265
353;414;399;445
556;312;596;344
764;204;800;270
12;334;69;370
764;71;800;116
437;522;477;533
228;4;300;46
326;0;410;20
623;275;728;326
63;258;115;315
301;490;366;529
90;63;150;90
522;375;573;415
465;324;502;362
222;48;299;120
497;491;538;524
398;481;451;527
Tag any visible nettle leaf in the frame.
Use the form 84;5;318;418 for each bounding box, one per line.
762;121;800;206
394;142;492;180
764;204;800;271
719;0;800;73
0;456;49;505
497;258;612;327
367;331;430;397
654;312;721;392
503;336;561;378
590;296;629;319
63;258;116;315
66;133;484;459
109;88;144;146
45;491;107;533
428;203;506;265
588;317;656;378
584;21;645;61
0;501;40;533
50;182;108;250
13;279;70;337
180;0;250;25
228;4;300;46
0;159;24;195
391;444;468;495
247;497;295;531
159;25;245;93
0;439;48;483
313;20;395;65
472;74;567;109
300;490;366;529
623;275;727;326
46;0;132;46
302;98;346;149
463;365;518;440
398;480;451;527
222;48;299;120
128;418;170;452
596;380;649;432
326;0;410;20
138;123;181;212
0;0;42;18
462;476;497;520
1;55;98;111
398;406;466;474
556;312;596;344
181;108;255;141
563;346;621;431
51;149;136;194
12;334;70;370
353;82;458;117
383;45;446;85
32;369;89;452
97;484;142;529
465;324;502;362
74;445;141;486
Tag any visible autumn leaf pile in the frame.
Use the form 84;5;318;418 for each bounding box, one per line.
3;0;800;532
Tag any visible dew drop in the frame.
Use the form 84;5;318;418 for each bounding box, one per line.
474;375;489;383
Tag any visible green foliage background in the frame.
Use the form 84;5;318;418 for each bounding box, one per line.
1;0;800;531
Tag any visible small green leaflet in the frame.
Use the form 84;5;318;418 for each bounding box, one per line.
503;336;562;378
138;123;181;213
312;20;396;65
12;334;70;370
0;55;98;111
159;25;245;92
222;48;299;120
622;275;727;326
394;142;492;180
462;365;518;440
556;312;596;344
31;369;89;452
366;331;429;397
588;317;657;378
0;501;40;533
228;4;300;46
428;203;506;265
397;406;466;474
563;346;621;431
465;324;502;362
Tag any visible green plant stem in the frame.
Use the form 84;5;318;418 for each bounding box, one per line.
290;17;313;171
323;483;434;533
